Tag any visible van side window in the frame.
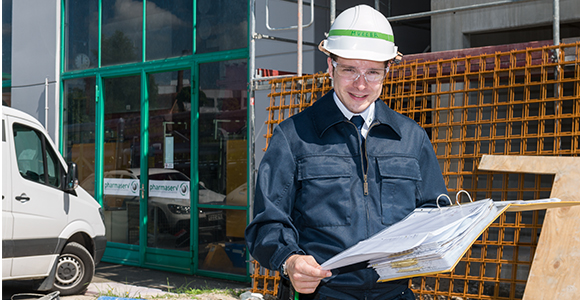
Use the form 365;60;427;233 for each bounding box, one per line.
13;123;62;189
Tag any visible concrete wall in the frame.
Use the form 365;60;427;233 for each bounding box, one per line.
431;0;580;51
11;0;60;142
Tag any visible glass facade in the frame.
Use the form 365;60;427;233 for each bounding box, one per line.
61;0;249;280
3;0;13;106
146;70;192;250
101;0;144;66
146;0;193;60
196;0;247;54
102;75;142;245
64;0;98;71
197;59;247;275
63;77;97;186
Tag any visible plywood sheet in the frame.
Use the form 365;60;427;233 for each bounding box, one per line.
479;155;580;300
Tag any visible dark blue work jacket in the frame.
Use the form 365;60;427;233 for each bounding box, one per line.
245;90;448;294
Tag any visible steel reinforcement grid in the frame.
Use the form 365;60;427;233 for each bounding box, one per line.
256;41;580;299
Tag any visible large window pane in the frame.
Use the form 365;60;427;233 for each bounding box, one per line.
63;77;97;189
102;75;142;245
147;70;192;250
198;59;247;275
146;0;193;60
65;0;98;71
3;0;12;77
196;0;247;54
102;0;143;66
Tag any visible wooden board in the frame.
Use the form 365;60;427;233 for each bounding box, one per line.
478;155;580;300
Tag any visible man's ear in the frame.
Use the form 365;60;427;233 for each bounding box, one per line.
327;57;334;79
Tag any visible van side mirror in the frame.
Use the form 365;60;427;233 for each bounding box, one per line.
66;162;79;192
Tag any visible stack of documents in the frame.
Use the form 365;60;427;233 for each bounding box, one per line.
321;197;578;282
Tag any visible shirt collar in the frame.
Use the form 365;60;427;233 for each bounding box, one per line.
332;91;374;128
309;90;401;139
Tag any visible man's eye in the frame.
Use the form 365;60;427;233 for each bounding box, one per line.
367;70;383;76
341;68;357;74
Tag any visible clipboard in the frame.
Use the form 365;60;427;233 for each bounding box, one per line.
320;191;580;282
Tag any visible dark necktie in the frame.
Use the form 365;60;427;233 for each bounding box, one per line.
351;115;365;142
350;115;367;172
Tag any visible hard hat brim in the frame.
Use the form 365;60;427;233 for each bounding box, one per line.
318;39;399;62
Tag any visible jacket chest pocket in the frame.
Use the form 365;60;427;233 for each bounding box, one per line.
296;156;352;227
378;157;422;226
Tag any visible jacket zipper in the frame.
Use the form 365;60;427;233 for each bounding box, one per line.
362;123;378;196
351;121;372;196
362;129;369;196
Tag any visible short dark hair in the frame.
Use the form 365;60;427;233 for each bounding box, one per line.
329;53;389;68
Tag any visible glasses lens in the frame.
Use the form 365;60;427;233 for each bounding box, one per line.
334;63;384;83
364;70;385;83
336;66;358;80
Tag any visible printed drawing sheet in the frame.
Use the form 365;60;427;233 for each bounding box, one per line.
321;197;573;281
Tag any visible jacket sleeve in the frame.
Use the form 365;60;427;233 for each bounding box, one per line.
416;128;449;208
245;125;305;272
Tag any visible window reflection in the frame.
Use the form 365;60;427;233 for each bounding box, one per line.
102;76;142;244
146;0;193;60
65;0;98;71
196;0;247;54
63;78;97;187
102;0;143;66
3;0;13;76
198;59;247;275
147;70;193;250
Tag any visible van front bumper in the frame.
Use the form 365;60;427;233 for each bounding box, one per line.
94;235;107;264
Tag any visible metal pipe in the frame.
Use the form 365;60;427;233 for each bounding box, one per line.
375;0;380;11
45;78;49;131
553;0;561;150
330;0;335;24
253;33;318;47
387;0;532;22
298;0;303;76
250;0;256;85
266;0;315;31
553;0;560;46
248;0;256;224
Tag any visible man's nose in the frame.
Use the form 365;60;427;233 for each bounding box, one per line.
354;73;368;89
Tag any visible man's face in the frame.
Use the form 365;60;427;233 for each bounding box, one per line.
328;56;385;114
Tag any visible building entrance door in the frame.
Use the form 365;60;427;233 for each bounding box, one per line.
99;71;195;267
71;60;249;276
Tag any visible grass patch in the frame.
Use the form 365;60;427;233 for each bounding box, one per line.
165;279;247;298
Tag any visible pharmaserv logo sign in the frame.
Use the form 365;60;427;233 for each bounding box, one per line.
149;180;189;199
104;178;140;196
104;179;190;200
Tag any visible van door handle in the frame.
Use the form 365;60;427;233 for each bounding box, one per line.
15;194;30;202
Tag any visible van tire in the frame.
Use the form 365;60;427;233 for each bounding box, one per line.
52;242;95;296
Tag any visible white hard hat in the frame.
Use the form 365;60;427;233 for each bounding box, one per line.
319;4;398;62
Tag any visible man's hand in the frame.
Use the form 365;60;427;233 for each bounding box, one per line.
284;254;332;294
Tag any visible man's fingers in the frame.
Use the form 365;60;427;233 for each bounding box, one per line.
290;272;324;294
290;255;332;278
285;255;333;294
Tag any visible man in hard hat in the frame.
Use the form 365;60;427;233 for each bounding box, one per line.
246;4;448;300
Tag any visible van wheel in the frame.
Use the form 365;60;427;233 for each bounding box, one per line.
52;242;95;296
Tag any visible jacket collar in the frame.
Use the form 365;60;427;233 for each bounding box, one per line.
310;90;402;138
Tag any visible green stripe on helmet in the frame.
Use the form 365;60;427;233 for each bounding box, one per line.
329;29;394;42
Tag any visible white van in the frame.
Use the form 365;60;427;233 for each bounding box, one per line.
2;106;107;295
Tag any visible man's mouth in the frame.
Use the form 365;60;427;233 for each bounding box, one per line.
349;93;367;100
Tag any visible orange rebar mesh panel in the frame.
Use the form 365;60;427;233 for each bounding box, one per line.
251;260;281;297
260;41;580;299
